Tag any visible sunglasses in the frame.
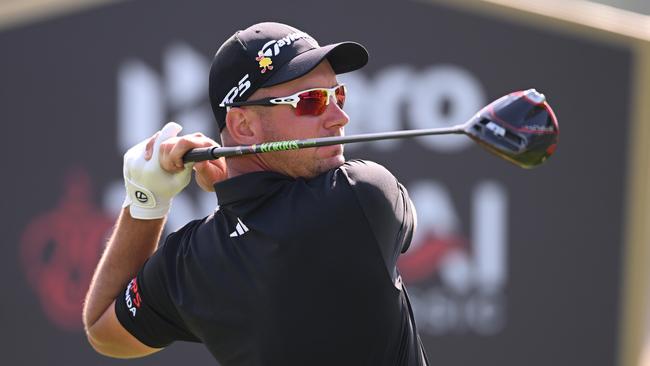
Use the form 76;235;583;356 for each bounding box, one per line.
220;84;346;117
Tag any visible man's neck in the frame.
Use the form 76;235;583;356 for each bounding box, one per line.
225;155;275;179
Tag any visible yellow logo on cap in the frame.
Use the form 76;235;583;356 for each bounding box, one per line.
256;52;273;74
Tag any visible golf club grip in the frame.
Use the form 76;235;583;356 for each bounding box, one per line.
182;126;465;163
183;147;215;162
183;146;253;162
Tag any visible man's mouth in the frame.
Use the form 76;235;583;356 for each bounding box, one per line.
318;144;343;157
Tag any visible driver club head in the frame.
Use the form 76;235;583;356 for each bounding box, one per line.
463;89;559;169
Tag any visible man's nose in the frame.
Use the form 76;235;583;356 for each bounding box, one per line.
323;97;349;129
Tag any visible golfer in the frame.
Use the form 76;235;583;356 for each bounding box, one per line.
83;21;429;366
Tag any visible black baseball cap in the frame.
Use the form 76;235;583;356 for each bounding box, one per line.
209;22;369;131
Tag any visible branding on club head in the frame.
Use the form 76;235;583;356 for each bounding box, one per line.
522;125;556;133
486;122;506;137
522;89;545;104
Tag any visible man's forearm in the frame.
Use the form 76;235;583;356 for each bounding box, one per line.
83;208;165;330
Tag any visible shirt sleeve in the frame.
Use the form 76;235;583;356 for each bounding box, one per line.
343;160;416;275
114;222;201;348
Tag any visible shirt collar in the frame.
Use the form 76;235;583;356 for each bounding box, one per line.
213;171;294;206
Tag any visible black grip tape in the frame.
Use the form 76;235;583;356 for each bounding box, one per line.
182;147;214;163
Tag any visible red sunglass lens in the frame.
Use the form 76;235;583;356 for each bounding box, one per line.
335;85;346;109
294;86;346;116
296;90;328;116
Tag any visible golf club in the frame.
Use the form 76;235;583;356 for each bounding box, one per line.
183;89;559;169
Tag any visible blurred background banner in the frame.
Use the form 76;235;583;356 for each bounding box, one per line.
2;0;649;365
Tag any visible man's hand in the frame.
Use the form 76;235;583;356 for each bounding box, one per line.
122;122;193;219
143;127;227;192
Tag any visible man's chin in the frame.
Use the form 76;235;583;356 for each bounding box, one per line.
320;154;346;172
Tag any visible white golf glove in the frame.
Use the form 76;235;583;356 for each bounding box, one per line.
122;122;193;219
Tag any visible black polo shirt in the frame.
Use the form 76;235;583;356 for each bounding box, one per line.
116;159;429;365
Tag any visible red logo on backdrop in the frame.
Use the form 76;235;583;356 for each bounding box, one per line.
20;168;113;331
398;232;467;283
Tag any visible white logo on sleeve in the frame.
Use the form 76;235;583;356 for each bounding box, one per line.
229;217;249;237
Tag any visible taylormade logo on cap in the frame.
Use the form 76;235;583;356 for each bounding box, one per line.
255;32;315;74
258;32;316;58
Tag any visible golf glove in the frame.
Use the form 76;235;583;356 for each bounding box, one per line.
122;122;193;219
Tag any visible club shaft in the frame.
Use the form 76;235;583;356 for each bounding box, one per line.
183;126;466;162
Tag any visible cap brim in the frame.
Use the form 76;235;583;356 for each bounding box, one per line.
262;41;368;87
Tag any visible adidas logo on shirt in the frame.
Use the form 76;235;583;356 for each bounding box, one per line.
229;217;249;237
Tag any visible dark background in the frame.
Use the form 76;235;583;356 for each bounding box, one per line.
0;0;631;364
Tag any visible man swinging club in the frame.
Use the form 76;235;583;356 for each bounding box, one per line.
83;21;430;365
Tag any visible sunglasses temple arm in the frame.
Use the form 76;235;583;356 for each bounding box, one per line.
182;125;466;163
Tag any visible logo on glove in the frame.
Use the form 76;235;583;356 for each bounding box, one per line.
135;190;149;203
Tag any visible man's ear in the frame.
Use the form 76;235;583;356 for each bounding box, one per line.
224;108;260;145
